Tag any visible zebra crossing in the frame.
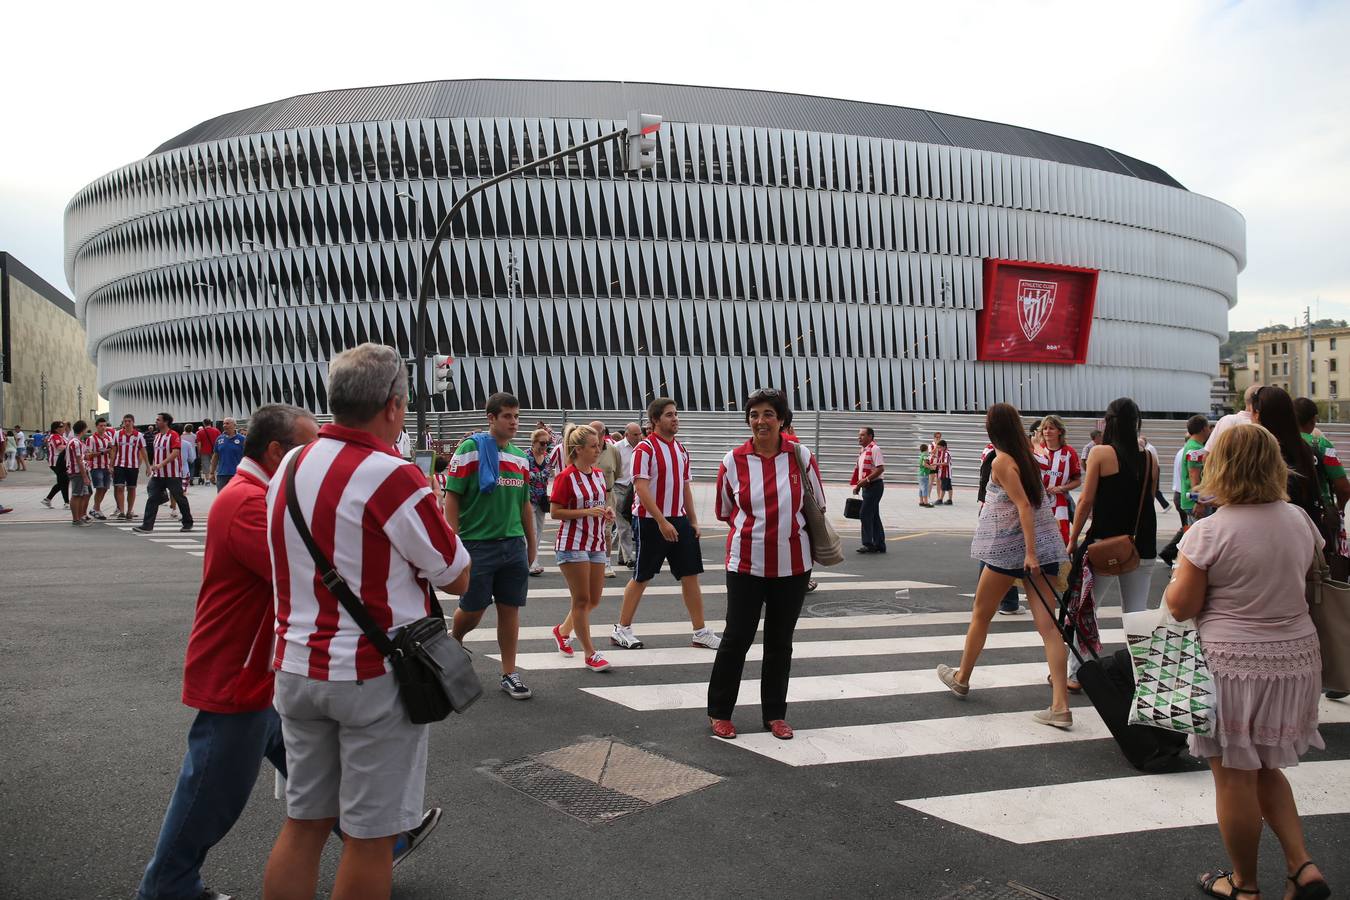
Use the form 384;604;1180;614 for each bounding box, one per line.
105;519;207;557
483;581;1350;844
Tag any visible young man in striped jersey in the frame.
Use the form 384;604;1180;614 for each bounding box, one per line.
612;398;721;650
66;420;93;526
445;392;538;699
134;413;193;533
86;418;115;520
112;414;148;519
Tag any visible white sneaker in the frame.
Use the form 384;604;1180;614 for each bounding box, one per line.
692;627;722;649
610;624;644;649
40;498;52;508
604;566;615;578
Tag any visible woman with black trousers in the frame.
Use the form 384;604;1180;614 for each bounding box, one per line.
40;421;69;508
707;389;825;741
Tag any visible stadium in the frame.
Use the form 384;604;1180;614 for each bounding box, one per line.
63;79;1245;420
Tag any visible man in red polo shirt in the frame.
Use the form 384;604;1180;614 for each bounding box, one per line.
136;404;439;900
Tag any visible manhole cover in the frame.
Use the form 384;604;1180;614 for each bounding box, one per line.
482;738;721;825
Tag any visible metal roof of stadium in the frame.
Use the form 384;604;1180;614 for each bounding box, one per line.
152;79;1184;189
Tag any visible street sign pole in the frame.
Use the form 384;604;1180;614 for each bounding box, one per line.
413;117;660;445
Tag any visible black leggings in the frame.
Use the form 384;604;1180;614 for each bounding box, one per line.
45;457;69;503
707;571;810;722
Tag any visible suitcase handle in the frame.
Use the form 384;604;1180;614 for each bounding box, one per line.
1023;558;1099;666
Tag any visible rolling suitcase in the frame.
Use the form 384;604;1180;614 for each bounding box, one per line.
1025;575;1192;773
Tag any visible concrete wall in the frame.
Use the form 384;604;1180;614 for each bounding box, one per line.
2;270;100;430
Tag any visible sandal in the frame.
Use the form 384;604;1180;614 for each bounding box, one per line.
1288;862;1330;900
764;719;794;740
709;718;737;739
1198;870;1260;897
1046;674;1083;695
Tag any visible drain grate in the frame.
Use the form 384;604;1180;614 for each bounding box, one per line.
804;596;934;617
938;882;1067;900
482;737;721;825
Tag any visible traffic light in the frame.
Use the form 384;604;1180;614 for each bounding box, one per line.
625;111;661;172
430;355;454;393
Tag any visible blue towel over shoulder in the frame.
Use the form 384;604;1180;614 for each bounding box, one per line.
470;431;499;494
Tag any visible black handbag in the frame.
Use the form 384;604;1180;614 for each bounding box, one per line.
843;497;863;520
283;452;482;723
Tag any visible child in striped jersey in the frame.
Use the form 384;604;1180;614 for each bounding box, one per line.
550;426;615;672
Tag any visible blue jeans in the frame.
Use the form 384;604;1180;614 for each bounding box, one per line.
138;709;287;900
859;481;885;549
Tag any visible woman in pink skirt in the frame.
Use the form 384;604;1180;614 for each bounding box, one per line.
1165;424;1330;900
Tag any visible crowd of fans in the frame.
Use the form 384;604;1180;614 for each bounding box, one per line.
3;361;1343;900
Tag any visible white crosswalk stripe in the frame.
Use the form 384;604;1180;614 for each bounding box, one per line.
441;578;938;603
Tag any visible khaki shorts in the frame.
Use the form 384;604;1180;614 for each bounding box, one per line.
273;670;428;838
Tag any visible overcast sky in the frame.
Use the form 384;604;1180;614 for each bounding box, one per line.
2;0;1345;333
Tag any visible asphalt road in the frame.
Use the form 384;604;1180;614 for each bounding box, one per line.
1;477;1347;900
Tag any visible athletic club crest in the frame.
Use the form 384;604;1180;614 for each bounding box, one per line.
1016;279;1058;342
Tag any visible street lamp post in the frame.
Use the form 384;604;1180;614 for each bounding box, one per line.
411;119;652;445
40;372;47;426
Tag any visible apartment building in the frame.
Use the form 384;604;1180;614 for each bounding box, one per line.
1248;324;1350;420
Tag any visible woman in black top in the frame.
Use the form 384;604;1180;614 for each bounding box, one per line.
1066;398;1158;686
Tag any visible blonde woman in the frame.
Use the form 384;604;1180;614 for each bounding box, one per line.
550;425;615;672
1166;425;1330;900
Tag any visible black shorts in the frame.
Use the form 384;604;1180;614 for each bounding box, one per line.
634;515;704;583
113;466;140;487
984;561;1060;579
941;476;953;491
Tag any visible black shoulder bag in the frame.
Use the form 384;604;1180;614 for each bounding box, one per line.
283;452;482;722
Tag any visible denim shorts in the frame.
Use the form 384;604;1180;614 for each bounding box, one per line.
984;561;1061;579
69;476;92;497
459;537;529;612
557;548;608;565
90;468;111;490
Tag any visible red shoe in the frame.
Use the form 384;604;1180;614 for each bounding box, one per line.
764;720;794;740
551;624;574;657
709;718;737;739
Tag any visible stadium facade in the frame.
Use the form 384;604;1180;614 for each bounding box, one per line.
64;80;1245;419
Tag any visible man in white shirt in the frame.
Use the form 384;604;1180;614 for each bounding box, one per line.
1206;383;1259;451
612;423;642;569
15;428;27;471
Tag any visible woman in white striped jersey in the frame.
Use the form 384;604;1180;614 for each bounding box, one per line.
550;425;616;672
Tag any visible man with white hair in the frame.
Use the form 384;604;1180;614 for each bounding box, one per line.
210;418;246;491
263;343;471;900
612;423;642;568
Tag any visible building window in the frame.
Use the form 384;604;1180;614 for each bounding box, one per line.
1283;342;1289;354
1270;343;1278;356
1312;382;1317;395
1312;339;1317;351
1283;362;1289;375
1271;362;1279;375
1333;381;1339;398
1332;337;1338;351
1333;359;1339;372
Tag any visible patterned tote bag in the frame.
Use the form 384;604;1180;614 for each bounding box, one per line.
1127;609;1218;736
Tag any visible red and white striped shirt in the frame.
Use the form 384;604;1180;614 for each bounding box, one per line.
65;436;87;475
550;465;609;552
113;428;147;468
47;432;67;461
631;434;691;518
851;441;886;486
86;429;114;469
717;438;825;578
267;424;471;682
151;429;184;477
1035;444;1081;526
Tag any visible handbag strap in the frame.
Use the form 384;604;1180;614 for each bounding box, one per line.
283;450;442;659
1130;450;1154;542
787;442;817;506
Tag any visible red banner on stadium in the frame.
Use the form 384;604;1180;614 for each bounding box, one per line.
977;259;1098;365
